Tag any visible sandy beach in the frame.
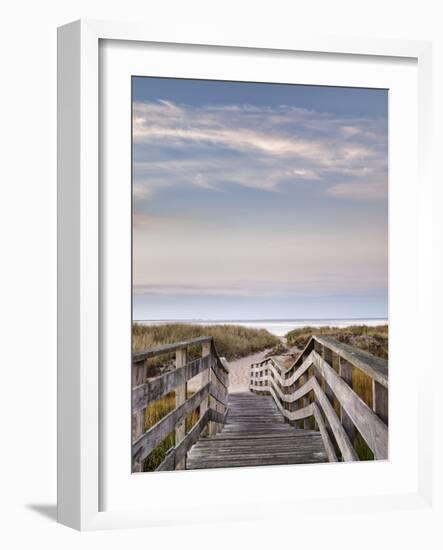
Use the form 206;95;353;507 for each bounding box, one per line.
187;348;272;394
227;348;273;393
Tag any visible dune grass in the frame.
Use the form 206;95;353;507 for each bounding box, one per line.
133;322;279;358
133;322;279;377
285;324;388;360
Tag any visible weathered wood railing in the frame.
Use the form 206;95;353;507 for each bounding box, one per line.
132;336;229;472
250;336;388;462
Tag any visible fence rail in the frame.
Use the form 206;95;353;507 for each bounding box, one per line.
132;337;229;472
249;335;388;462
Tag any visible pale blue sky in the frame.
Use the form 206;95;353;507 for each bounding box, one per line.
132;77;388;320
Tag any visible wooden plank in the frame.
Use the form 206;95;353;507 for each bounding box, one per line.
250;348;386;459
189;451;326;461
314;352;388;459
187;456;327;469
323;347;336;416
195;436;323;446
220;357;230;372
131;409;145;472
211;433;314;440
210;378;228;407
251;357;315;401
286;338;315;373
210;356;230;387
209;409;225;425
133;336;212;362
264;373;313;404
312;402;338;462
188;439;327;468
315;335;388;388
132;353;228;413
270;387;314;421
262;378;358;461
175;348;187;470
281;334;388;389
132;355;211;411
187;391;329;470
193;444;326;455
310;378;358;462
156;410;210;471
132;361;146;387
373;379;389;426
208;357;216;436
199;342;211;426
132;383;210;464
339;357;356;443
256;351;317;389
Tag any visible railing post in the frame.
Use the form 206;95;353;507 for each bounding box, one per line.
208;350;217;435
200;341;211;428
132;360;147;472
322;346;338;427
175;348;187;470
301;372;310;429
372;380;388;425
338;356;356;444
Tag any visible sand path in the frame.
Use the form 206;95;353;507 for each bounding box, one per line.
227;348;272;393
188;338;300;394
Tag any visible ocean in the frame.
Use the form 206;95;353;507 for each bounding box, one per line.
135;318;388;337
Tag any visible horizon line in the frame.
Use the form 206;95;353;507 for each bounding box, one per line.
133;316;388;322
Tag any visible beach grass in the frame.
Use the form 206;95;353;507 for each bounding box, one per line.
133;322;280;376
285;324;388;360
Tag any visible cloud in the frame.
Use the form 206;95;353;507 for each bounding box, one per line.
133;100;387;199
133;284;274;297
326;182;387;200
133;213;196;228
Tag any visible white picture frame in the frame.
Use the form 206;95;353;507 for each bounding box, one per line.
57;19;433;531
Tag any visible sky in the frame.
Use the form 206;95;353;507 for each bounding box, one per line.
132;77;388;321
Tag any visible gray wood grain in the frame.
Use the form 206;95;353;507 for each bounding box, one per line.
186;392;328;470
312;402;338;462
132;383;210;465
133;336;212;362
313;352;388;459
132;334;388;470
156;410;210;471
132;355;211;412
314;336;388;387
132;340;229;413
250;338;388;461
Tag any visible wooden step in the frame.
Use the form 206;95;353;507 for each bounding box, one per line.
186;392;328;470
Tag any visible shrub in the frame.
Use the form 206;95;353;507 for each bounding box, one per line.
285;324;388;360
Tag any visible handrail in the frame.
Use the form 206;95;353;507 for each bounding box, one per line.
133;336;220;363
285;335;388;387
132;336;229;472
250;335;388;462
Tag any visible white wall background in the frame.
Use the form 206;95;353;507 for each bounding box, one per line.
0;0;441;547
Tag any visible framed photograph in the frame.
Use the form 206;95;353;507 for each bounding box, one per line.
57;20;433;530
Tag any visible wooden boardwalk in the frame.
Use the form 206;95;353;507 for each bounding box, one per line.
132;335;388;472
186;392;327;469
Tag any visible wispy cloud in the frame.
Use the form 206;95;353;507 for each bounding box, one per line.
133;100;387;199
131;83;388;319
326;182;387;200
133;212;197;228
